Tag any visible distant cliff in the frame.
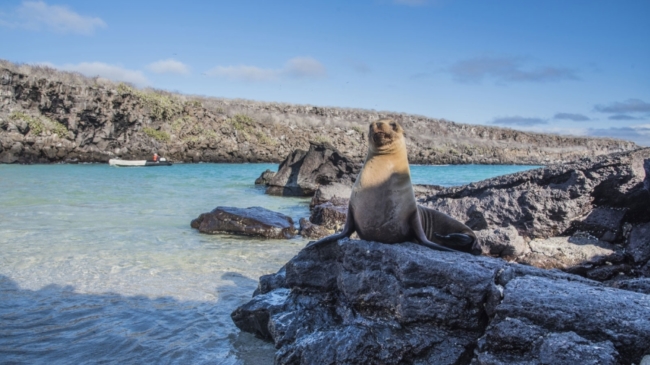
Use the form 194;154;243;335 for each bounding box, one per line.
0;60;638;164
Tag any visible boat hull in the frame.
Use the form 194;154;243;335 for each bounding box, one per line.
109;159;172;167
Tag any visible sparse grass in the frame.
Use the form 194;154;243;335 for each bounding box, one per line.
313;136;330;144
351;125;364;134
229;114;255;131
118;83;182;121
226;114;276;145
143;127;170;142
9;111;68;137
184;99;202;108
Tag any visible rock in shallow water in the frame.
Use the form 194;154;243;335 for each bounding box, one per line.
191;206;296;239
265;142;360;197
232;239;650;365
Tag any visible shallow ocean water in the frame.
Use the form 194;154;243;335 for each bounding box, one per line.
0;163;538;364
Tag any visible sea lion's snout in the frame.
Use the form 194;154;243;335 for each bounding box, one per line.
369;119;402;148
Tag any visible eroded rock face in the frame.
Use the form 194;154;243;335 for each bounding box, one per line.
191;206;296;239
265;142;360;196
232;239;650;365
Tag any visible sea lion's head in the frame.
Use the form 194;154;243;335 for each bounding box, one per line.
368;118;405;154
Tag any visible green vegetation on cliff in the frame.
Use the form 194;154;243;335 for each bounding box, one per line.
0;59;639;164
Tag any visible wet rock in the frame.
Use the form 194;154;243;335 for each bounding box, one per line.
191;206;296;239
266;142;360;196
298;218;331;239
232;238;650;364
254;169;276;185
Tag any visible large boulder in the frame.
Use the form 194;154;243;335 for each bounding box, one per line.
232;239;650;365
266;142;360;196
191;206;296;239
420;149;650;276
422;148;650;240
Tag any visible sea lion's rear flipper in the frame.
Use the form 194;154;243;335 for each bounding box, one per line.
410;210;459;253
305;204;355;249
432;232;475;252
416;205;479;255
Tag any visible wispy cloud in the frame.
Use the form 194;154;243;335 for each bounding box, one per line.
553;113;590;121
346;59;371;74
0;1;106;35
490;116;548;126
206;57;326;82
608;114;642;121
449;56;579;84
594;99;650;114
588;124;650;146
43;62;148;86
146;59;190;75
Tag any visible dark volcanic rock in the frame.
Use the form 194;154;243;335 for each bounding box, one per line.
419;148;650;277
309;202;348;230
231;239;650;364
473;318;619;365
609;277;650;295
629;222;650;264
474;226;528;258
422;148;650;241
191;206;296;239
266;142;360;196
298;217;332;239
309;182;351;209
255;169;276;185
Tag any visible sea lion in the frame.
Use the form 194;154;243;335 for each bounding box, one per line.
307;118;477;254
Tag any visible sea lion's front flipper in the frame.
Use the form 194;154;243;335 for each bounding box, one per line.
410;210;460;253
305;204;355;249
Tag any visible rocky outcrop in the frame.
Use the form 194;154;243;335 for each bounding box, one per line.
232;239;650;365
0;60;638;164
190;206;296;239
415;149;650;278
265;142;360;196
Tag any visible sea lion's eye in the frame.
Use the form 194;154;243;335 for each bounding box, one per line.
390;122;397;130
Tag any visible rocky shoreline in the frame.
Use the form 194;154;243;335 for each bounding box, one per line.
0;60;638;165
226;144;650;364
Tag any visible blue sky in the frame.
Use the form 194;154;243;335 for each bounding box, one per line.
1;0;649;145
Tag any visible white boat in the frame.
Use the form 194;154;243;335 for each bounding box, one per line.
108;158;172;167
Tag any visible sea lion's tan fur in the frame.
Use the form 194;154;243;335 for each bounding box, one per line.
308;119;477;253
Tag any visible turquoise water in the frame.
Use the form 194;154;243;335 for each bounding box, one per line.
0;163;539;364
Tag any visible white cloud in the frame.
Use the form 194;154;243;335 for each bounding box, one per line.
594;99;650;114
206;57;326;82
588;124;650;146
449;56;579;84
44;62;148;86
1;1;106;35
284;57;327;79
146;59;190;75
